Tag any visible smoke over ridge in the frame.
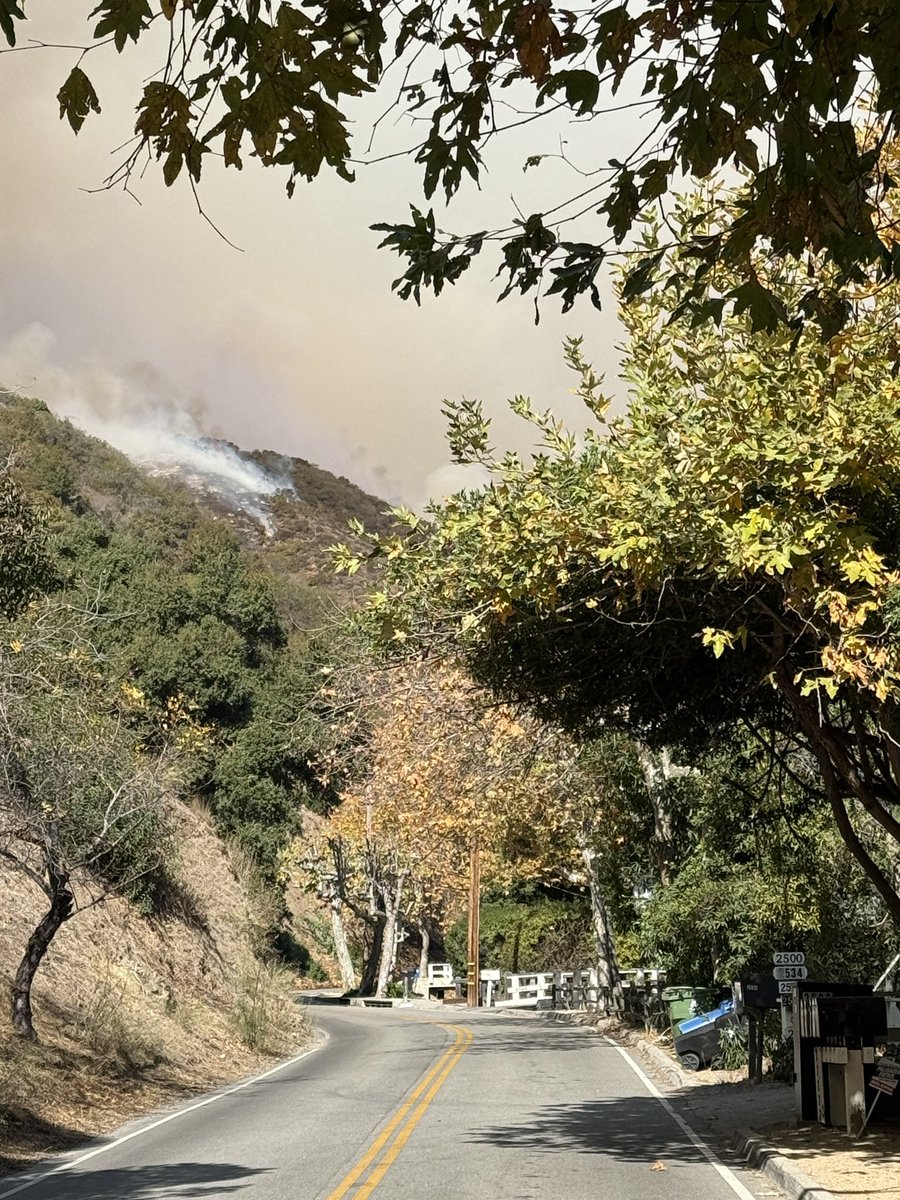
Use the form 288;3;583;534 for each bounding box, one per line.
0;322;293;533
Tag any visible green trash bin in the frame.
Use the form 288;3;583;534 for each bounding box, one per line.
661;986;718;1030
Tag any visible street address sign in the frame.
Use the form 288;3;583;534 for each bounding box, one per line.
773;951;806;966
773;964;808;981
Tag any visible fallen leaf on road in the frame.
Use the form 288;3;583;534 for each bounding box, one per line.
650;1161;667;1171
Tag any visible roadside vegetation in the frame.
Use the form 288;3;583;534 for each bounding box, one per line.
0;397;336;1167
325;176;900;999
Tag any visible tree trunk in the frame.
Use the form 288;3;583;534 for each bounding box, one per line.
639;745;686;886
358;912;385;997
329;887;357;993
11;868;74;1040
375;874;405;999
416;921;430;994
778;670;900;926
581;844;624;1015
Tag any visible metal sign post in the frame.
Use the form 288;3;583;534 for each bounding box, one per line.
466;839;481;1007
773;952;805;1072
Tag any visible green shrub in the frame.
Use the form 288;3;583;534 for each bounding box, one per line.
445;899;594;975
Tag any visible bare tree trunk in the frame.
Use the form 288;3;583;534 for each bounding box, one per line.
580;844;624;1015
639;746;688;886
416;921;430;994
11;867;74;1040
375;874;406;999
328;887;357;993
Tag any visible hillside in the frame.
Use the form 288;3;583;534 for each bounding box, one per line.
0;391;393;589
0;390;371;1172
0;798;310;1171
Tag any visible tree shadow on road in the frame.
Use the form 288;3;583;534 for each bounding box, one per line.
0;1108;87;1174
466;1094;710;1162
23;1161;270;1198
462;1027;599;1058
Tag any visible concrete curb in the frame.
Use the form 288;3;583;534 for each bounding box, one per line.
631;1034;695;1088
732;1129;836;1200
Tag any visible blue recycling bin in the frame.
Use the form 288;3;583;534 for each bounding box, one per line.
677;996;734;1035
674;998;738;1070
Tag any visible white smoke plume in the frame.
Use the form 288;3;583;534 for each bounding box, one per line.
419;461;492;509
0;322;292;534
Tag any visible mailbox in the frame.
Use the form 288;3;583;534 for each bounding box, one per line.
735;973;780;1012
793;982;883;1133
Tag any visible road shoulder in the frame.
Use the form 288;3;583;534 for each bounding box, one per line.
540;1010;835;1200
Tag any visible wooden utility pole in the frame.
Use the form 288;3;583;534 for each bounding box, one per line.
466;839;481;1007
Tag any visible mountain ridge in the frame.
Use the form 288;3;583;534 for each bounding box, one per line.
0;390;393;587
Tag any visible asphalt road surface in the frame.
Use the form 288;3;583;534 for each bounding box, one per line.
0;1004;784;1200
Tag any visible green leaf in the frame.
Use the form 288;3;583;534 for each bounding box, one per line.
91;0;152;52
540;69;600;115
620;249;664;302
546;243;605;313
730;277;788;332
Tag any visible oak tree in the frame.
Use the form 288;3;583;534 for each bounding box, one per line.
0;599;174;1039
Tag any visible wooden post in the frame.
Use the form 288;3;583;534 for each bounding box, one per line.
466;839;481;1007
747;1009;764;1084
845;1049;867;1136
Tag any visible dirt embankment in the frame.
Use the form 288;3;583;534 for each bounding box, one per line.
0;800;311;1174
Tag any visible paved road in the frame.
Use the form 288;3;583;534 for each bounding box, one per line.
0;1005;783;1200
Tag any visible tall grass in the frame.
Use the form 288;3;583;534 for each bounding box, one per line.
72;958;164;1071
232;960;305;1053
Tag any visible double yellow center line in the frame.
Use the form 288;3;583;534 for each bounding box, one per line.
325;1022;473;1200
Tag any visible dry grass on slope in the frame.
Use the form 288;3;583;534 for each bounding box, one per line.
0;800;312;1174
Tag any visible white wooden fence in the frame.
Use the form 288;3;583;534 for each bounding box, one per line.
416;962;665;1016
492;970;597;1009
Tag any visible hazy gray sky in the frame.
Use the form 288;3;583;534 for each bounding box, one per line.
0;1;639;508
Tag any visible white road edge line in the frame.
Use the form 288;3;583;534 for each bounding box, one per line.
603;1036;759;1200
0;1030;329;1199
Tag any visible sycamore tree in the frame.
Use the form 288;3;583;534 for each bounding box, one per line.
294;656;640;999
636;735;898;986
6;2;900;328
296;659;576;997
336;188;900;927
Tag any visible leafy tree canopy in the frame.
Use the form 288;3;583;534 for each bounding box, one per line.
635;739;897;987
6;1;900;329
339;189;900;923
